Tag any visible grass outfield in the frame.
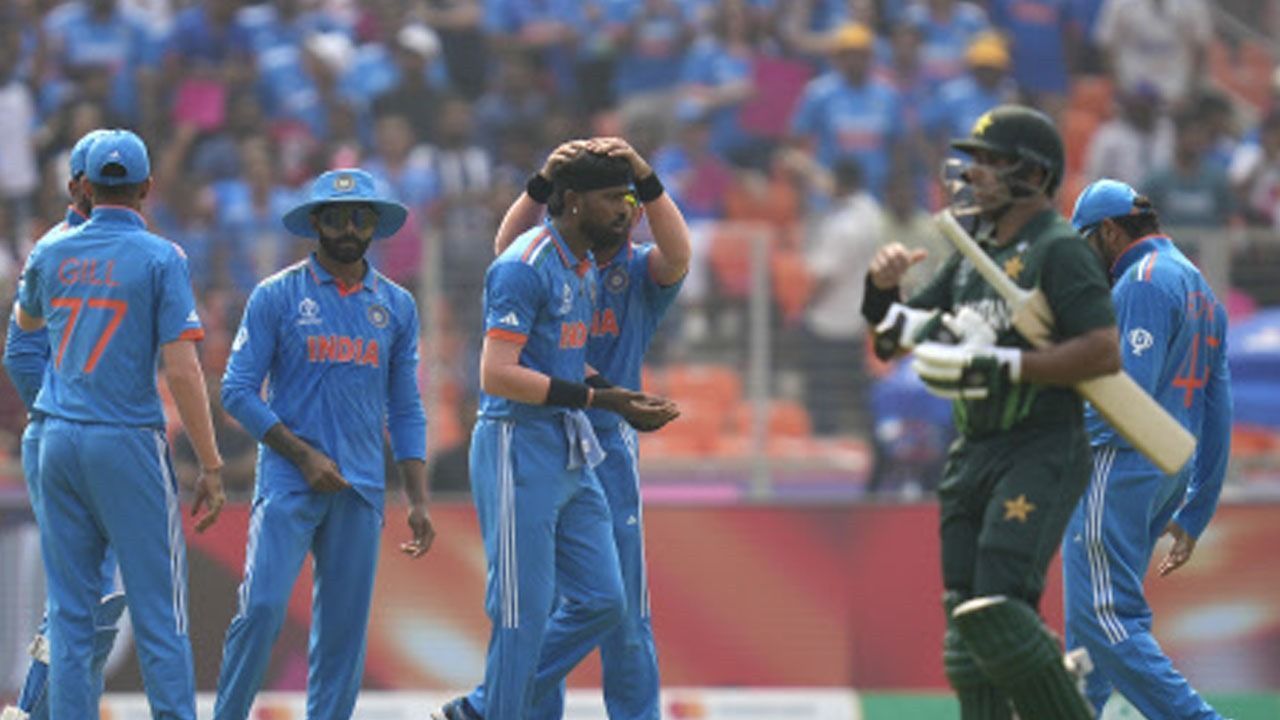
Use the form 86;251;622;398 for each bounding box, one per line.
863;692;1280;719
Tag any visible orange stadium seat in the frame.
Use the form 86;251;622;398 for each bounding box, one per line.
708;223;770;299
770;249;814;324
1062;109;1099;176
1069;76;1113;120
663;362;743;409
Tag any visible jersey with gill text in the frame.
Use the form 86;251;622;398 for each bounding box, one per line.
586;242;683;429
220;254;426;505
479;219;597;422
908;210;1115;438
17;206;203;428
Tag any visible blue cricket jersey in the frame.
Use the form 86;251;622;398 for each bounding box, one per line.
479;220;596;422
221;254;426;505
17;206;203;428
1085;235;1232;538
586;242;683;429
4;207;89;410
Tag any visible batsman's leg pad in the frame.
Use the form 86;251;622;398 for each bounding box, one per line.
943;592;1013;720
953;596;1094;720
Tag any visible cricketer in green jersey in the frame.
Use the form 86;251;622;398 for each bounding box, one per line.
862;105;1119;720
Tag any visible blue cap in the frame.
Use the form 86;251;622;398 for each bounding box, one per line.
85;129;151;186
282;169;408;240
1070;178;1139;234
69;129;111;178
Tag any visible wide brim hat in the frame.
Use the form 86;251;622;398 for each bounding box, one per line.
282;168;408;240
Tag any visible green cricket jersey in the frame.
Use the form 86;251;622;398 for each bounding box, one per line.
907;210;1115;438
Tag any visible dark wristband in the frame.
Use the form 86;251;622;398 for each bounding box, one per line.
526;173;553;204
585;374;614;390
861;274;900;325
546;378;591;408
635;173;664;203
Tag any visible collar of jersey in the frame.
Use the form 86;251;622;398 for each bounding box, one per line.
65;205;89;228
542;219;594;277
90;205;147;227
1111;234;1171;282
306;253;378;294
595;240;632;270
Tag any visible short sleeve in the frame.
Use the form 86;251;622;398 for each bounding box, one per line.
156;245;204;344
1040;236;1115;338
484;261;543;344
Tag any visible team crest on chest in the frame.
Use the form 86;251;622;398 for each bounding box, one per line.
605;265;629;294
297;297;322;325
559;282;574;315
367;303;390;328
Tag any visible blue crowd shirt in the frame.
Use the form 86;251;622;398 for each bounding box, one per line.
1085;235;1232;538
221;254;426;506
790;72;903;195
478;219;596;423
18;206;204;428
585;243;683;429
3;207;89;411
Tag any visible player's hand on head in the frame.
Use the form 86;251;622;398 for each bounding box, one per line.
1157;521;1196;577
301;450;350;493
400;503;436;558
192;466;226;533
588;137;653;179
540;139;589;180
869;243;928;291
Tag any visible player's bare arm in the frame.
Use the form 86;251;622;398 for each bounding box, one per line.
397;458;435;558
1019;325;1121;385
261;422;350;493
590;136;691;284
161;340;226;532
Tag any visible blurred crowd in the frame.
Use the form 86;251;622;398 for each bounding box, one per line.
0;0;1277;496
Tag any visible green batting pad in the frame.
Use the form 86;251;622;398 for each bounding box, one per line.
953;596;1094;720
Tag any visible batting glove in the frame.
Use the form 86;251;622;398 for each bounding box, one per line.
912;341;1022;400
941;307;997;347
873;303;951;360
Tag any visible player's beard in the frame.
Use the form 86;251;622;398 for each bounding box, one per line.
585;215;630;254
320;232;371;264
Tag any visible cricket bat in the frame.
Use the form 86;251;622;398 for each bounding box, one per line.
934;211;1196;475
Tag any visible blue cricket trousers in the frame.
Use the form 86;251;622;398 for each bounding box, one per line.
468;417;626;720
1062;445;1221;719
214;486;382;720
469;422;661;720
38;418;194;719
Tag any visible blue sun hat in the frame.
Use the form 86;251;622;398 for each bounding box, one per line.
282;168;408;240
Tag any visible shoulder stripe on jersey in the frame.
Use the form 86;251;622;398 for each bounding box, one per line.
1140;252;1157;282
486;327;528;345
520;229;552;264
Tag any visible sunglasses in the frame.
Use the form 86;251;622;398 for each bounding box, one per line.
315;205;378;231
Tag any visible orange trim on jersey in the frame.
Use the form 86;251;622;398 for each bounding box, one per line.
575;259;591;278
521;229;552;263
1142;252;1158;281
1110;234;1163;279
83;299;127;373
486;327;528;345
50;298;82;368
177;327;206;342
336;279;363;296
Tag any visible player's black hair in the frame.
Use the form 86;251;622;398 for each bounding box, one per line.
1111;195;1161;238
547;151;633;217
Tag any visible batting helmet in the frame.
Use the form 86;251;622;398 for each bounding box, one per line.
951;105;1065;195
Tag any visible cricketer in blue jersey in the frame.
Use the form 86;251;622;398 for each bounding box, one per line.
438;138;690;720
440;149;678;720
1065;179;1233;719
1;129;129;720
15;129;225;720
214;168;435;720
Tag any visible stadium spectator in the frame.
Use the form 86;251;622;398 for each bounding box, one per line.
1093;0;1213;107
1141;106;1235;229
1084;83;1174;187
